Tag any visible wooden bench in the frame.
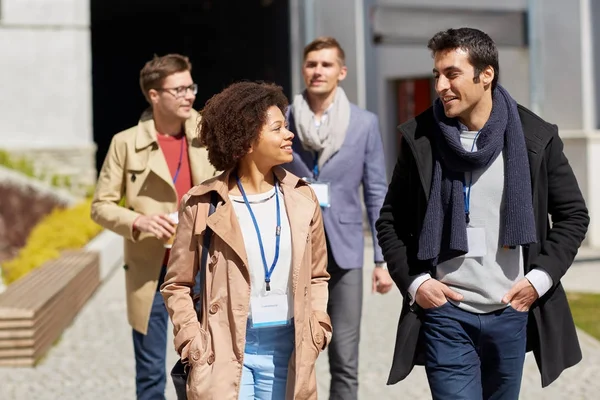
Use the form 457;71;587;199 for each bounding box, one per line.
0;250;100;366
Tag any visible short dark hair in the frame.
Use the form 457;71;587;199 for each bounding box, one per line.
199;82;289;171
139;54;192;102
303;36;346;65
427;28;499;90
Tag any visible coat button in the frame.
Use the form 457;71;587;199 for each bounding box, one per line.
304;287;308;296
207;353;215;365
209;303;219;314
210;254;218;264
192;352;199;361
315;332;323;344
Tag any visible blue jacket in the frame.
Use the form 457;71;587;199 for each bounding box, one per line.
283;103;388;269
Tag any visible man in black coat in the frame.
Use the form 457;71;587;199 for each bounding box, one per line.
376;27;589;399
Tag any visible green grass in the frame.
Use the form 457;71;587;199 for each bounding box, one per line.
567;292;600;340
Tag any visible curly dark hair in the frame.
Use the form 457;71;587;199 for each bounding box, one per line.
199;81;289;171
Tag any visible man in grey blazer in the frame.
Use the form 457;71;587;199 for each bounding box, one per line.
283;36;392;400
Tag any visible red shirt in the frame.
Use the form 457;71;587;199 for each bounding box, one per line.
156;133;193;203
156;133;193;264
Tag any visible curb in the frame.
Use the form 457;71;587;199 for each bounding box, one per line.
84;230;124;282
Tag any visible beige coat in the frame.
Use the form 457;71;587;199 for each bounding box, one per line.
91;110;217;334
161;167;332;399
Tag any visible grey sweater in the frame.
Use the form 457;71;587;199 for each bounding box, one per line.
435;131;523;313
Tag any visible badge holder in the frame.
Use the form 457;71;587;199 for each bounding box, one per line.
465;226;487;258
303;177;331;208
250;293;291;328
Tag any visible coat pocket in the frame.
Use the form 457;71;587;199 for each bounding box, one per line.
339;212;362;224
309;313;326;354
188;328;211;367
186;327;214;399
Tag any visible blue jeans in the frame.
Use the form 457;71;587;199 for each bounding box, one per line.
132;266;168;400
239;319;295;399
422;302;528;400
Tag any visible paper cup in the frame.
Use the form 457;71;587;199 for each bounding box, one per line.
164;212;179;248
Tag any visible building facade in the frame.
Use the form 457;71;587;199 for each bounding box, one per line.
2;0;599;246
290;0;600;247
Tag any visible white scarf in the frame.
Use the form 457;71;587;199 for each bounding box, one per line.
291;87;351;169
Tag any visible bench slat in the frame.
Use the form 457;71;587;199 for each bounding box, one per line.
0;251;98;316
0;249;100;367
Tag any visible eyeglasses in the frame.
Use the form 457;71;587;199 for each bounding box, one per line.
157;83;198;98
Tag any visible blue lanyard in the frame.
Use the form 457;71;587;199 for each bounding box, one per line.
172;137;185;184
312;152;319;180
463;131;481;224
236;173;281;292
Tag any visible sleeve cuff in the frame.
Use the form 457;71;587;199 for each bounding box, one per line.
407;273;432;305
525;268;554;298
174;322;200;356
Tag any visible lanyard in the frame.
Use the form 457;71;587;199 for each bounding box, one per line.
312;152;319;180
172;137;185;184
463;131;481;224
236;173;281;291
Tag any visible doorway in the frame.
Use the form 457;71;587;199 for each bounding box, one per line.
91;0;290;173
395;77;434;152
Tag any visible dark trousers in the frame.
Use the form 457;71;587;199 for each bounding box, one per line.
132;266;169;400
422;302;529;400
326;242;363;400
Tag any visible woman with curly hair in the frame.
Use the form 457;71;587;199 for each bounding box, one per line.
161;81;332;400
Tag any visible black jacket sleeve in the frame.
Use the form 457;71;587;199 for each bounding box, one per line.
376;137;421;297
530;127;589;285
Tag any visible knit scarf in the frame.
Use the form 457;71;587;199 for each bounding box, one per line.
417;85;537;265
291;87;351;169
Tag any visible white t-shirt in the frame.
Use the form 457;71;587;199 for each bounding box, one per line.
230;187;293;315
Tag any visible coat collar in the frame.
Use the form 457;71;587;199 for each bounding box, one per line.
191;166;315;293
188;166;304;198
135;108;200;151
131;109;206;189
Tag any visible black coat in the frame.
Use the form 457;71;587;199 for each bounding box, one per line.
376;105;590;387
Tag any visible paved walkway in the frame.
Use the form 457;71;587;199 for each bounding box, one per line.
1;241;599;399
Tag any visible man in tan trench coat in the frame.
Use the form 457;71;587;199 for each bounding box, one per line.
91;54;216;400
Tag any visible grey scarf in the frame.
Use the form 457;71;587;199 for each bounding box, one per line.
291;87;351;169
418;85;537;265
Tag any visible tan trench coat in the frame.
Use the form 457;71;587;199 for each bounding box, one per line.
161;167;332;399
91;109;217;334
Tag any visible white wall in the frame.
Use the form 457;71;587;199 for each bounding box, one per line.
293;0;366;108
531;0;584;129
2;0;88;25
0;0;92;150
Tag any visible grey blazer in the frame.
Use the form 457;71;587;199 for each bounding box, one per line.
283;103;387;269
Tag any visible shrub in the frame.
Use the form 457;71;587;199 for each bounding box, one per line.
0;149;74;190
1;198;102;285
0;149;36;178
